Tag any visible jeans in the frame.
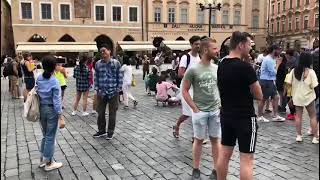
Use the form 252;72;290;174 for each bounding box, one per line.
97;94;118;134
39;105;59;162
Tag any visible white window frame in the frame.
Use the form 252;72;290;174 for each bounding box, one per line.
111;5;123;23
222;10;229;24
180;8;188;23
39;2;53;21
128;6;139;23
94;4;106;23
19;1;33;20
304;15;309;29
154;7;162;22
197;8;204;24
58;2;72;21
168;7;175;23
234;10;241;25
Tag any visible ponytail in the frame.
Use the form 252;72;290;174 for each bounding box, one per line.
42;70;52;79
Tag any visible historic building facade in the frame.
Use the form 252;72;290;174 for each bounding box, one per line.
146;0;269;51
1;0;14;57
11;0;144;54
11;0;269;54
269;0;319;50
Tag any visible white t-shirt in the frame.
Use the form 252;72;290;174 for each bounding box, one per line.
120;65;132;85
179;52;201;69
179;52;201;116
256;54;265;63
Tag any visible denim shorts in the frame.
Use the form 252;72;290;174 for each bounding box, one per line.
192;110;221;140
260;80;277;99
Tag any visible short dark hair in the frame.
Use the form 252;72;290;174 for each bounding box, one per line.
152;67;158;74
100;44;112;51
42;55;57;79
189;36;201;45
267;44;281;54
23;52;32;60
286;48;295;56
229;31;252;50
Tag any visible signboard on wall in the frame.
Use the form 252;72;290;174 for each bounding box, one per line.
74;0;91;18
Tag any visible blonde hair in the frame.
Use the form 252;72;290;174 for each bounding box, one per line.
200;38;217;54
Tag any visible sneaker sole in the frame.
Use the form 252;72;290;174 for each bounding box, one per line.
93;134;107;138
44;165;63;171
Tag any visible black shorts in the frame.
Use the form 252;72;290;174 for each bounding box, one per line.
260;80;277;100
24;77;35;90
221;116;258;153
61;85;67;91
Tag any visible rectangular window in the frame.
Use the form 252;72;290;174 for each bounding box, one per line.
277;2;280;13
283;1;286;11
211;12;216;24
277;21;280;32
112;6;122;22
304;16;308;29
272;4;275;14
234;10;241;25
271;23;274;33
297;0;300;7
180;8;188;23
168;8;175;23
282;20;285;32
315;14;319;27
95;5;105;21
21;2;32;19
60;4;70;20
154;8;161;22
288;17;292;30
129;7;138;22
290;0;293;8
197;9;204;24
222;10;229;24
41;3;52;20
296;17;300;30
252;15;259;28
306;0;309;4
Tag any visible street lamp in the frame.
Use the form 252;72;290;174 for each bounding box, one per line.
197;0;222;37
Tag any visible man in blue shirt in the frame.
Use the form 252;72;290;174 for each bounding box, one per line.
257;44;285;122
93;44;123;139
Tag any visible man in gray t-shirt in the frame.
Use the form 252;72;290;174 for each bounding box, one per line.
182;38;221;180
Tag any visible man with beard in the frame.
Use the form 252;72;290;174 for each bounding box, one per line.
182;38;221;180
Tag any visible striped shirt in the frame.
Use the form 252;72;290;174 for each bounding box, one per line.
94;59;123;98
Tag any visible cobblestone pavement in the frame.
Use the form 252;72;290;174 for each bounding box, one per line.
1;66;319;180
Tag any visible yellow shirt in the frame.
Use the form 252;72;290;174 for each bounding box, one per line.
284;73;292;97
54;70;66;86
287;69;319;106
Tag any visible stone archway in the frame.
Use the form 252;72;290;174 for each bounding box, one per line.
58;34;76;42
176;36;185;41
28;34;46;42
123;35;135;41
94;35;114;54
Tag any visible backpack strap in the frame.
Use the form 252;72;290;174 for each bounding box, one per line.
185;54;191;70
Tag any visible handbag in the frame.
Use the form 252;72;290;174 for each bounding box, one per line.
131;74;136;87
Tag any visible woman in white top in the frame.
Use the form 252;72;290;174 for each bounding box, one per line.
287;52;319;144
120;58;138;109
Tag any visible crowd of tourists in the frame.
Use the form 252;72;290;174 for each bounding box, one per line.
2;31;319;180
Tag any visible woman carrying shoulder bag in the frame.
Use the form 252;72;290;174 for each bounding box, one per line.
36;55;64;171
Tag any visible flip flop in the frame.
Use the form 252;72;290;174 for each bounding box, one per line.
172;126;179;138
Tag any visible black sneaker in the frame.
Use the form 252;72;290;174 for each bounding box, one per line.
192;168;201;180
265;109;272;113
106;133;114;140
93;132;107;138
209;169;217;180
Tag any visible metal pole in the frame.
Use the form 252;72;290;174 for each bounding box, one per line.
208;6;212;37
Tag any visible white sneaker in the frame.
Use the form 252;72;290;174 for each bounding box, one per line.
82;112;89;116
272;115;286;122
19;96;24;99
307;129;313;136
44;161;63;171
312;137;319;144
257;116;270;122
296;135;303;142
71;111;76;116
39;160;46;168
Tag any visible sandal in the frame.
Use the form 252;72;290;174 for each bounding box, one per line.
172;126;179;138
